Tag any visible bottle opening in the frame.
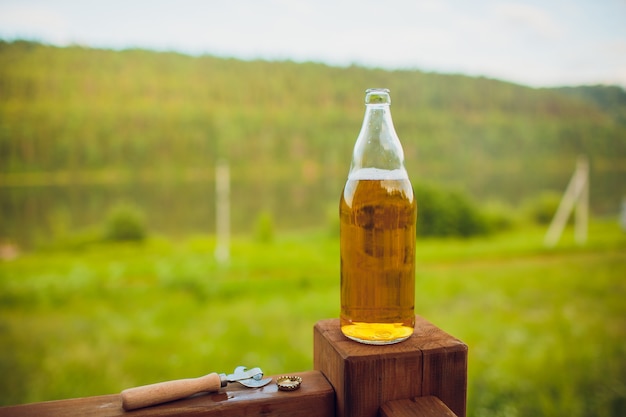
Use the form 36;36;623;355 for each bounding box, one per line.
365;88;391;105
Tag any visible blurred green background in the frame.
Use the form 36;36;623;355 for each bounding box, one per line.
0;41;625;416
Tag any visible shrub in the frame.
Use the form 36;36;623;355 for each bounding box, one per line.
104;203;148;242
481;199;518;233
414;183;489;238
326;203;340;238
254;211;274;244
524;191;569;225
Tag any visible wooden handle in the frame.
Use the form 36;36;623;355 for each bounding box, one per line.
121;372;222;411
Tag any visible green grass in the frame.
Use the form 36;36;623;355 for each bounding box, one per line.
1;221;625;416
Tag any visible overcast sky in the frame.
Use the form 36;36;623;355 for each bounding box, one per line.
1;0;625;88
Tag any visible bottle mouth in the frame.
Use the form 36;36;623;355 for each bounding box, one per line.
365;88;391;105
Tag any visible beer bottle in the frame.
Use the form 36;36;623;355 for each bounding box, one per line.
340;88;417;344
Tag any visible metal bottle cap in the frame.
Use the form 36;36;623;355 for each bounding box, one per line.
276;375;302;391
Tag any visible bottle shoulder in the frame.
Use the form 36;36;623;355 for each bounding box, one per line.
341;174;415;209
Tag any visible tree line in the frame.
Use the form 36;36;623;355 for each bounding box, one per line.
1;40;625;217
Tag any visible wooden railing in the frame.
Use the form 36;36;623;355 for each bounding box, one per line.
0;316;467;417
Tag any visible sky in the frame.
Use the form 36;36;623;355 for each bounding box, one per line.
0;0;625;88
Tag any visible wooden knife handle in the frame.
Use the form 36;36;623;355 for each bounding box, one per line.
121;372;222;411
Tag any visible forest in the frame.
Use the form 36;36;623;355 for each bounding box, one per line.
1;39;625;245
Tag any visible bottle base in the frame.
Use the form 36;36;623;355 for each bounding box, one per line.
341;322;413;345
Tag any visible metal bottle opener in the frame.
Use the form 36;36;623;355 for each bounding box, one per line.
221;366;271;388
121;366;272;411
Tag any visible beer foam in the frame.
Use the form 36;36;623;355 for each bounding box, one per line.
348;168;408;180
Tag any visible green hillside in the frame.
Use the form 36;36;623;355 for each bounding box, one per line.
1;40;625;243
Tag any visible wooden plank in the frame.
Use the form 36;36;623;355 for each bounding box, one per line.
417;318;468;417
380;397;458;417
313;316;467;417
0;371;333;417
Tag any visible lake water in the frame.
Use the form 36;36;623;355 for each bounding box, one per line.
0;178;340;249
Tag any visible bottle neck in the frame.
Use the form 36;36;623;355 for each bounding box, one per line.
363;103;392;138
349;102;406;177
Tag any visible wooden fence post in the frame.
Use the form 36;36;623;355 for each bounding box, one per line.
214;160;230;263
544;155;589;247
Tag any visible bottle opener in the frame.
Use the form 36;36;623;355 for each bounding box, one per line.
121;365;272;410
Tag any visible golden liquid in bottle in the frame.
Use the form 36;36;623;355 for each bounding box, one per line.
340;170;416;344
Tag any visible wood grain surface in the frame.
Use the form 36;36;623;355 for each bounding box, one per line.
0;371;333;417
313;316;467;417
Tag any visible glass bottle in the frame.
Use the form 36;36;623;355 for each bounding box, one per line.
340;88;417;344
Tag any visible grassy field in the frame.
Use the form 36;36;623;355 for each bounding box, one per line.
1;221;625;416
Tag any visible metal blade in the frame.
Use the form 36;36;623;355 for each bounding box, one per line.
236;376;272;388
219;366;271;389
225;366;263;382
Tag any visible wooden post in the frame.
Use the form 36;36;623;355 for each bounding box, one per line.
314;316;467;417
0;319;468;416
214;160;230;263
380;397;458;417
0;371;334;417
574;156;589;245
544;155;589;247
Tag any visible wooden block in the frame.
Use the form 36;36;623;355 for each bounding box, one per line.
380;397;458;417
0;371;334;417
313;316;467;417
